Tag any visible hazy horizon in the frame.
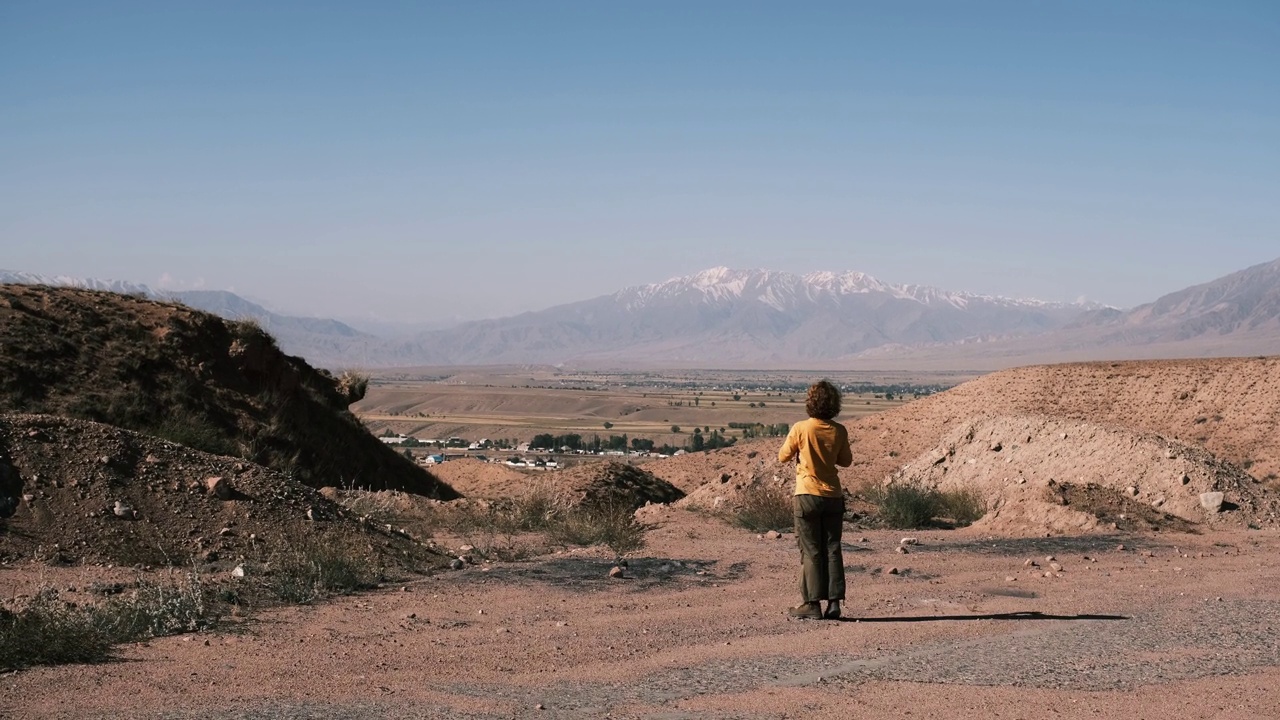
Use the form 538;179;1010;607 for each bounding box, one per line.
4;2;1277;323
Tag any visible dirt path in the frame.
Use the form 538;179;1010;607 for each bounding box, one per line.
4;511;1279;719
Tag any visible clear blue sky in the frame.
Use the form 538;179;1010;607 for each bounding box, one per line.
3;1;1277;322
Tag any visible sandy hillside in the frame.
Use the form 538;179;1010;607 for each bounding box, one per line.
650;353;1280;512
846;357;1280;488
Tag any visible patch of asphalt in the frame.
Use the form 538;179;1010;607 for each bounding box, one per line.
136;588;1280;719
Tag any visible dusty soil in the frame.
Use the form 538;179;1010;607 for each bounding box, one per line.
0;413;446;576
4;509;1280;718
5;356;1280;717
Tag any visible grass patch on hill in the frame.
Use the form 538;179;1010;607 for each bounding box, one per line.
871;482;987;529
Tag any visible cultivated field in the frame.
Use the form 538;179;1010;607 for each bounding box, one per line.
352;367;950;451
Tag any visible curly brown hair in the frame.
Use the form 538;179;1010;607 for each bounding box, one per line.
805;380;841;420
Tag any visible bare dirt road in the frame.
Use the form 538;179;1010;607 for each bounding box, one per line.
5;508;1279;719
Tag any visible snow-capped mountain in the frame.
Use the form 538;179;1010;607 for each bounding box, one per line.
382;267;1102;367
0;270;155;297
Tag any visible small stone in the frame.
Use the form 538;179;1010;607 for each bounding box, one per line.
536;704;545;711
231;565;246;578
1200;492;1225;513
219;527;235;537
1045;556;1056;562
896;546;909;555
885;566;900;575
1117;544;1126;551
858;537;869;543
1024;559;1039;567
1180;474;1191;485
112;501;132;518
1049;562;1063;572
1125;486;1139;497
608;566;625;579
900;537;918;546
458;544;476;553
477;609;485;615
1005;576;1016;582
449;559;464;570
764;530;782;540
204;476;233;500
1043;571;1053;578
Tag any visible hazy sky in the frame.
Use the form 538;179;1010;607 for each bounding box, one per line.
3;2;1277;322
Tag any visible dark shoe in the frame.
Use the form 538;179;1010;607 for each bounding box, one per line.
823;600;841;620
788;602;822;619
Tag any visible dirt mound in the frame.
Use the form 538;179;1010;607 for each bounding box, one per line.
426;458;537;500
673;452;793;513
890;414;1278;535
0;284;455;497
640;443;781;495
848;357;1280;491
0;414;445;572
548;461;685;510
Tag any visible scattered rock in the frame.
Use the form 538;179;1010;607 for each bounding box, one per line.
885;566;900;575
900;537;919;545
450;558;465;570
205;476;233;500
764;530;782;540
231;565;246;578
1200;492;1225;513
608;566;626;579
895;545;909;555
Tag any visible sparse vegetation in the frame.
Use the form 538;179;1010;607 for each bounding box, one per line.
871;482;987;529
547;499;648;557
266;539;376;604
0;573;217;671
733;483;794;532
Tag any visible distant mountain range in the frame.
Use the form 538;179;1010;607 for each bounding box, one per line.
5;259;1278;369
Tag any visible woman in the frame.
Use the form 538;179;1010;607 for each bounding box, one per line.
777;380;852;620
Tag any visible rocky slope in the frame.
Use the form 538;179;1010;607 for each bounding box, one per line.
0;284;455;497
0;414;446;571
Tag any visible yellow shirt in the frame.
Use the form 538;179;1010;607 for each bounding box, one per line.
777;417;852;497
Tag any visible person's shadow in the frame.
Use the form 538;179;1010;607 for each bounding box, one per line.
836;611;1127;623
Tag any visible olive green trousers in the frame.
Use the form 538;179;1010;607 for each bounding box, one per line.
794;494;846;603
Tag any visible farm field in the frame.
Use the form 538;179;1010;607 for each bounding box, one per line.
351;366;956;451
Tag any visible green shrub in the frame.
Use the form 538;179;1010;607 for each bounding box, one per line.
871;482;987;529
548;501;648;557
0;573;216;671
0;593;112;669
734;483;794;532
873;482;942;529
937;488;986;527
267;540;373;604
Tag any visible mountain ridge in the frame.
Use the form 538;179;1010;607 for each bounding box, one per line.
5;259;1277;369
